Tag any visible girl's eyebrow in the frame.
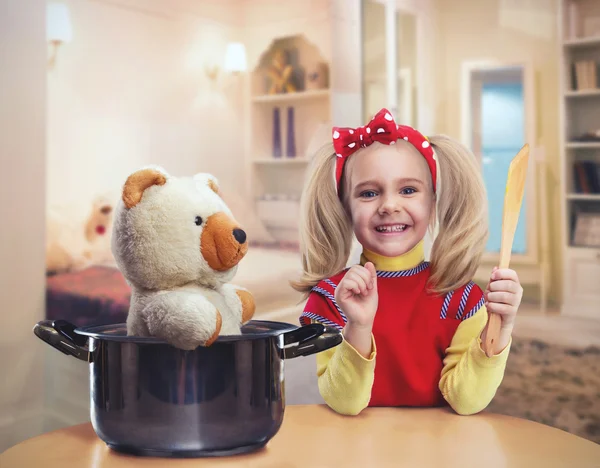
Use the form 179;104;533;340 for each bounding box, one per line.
397;177;425;186
354;180;379;191
354;177;424;191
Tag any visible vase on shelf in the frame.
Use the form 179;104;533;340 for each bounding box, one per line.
272;107;282;158
286;107;296;158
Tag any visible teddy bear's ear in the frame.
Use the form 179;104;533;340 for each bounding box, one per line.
193;173;219;195
122;168;167;209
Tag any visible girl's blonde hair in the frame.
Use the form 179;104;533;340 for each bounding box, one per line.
427;134;488;294
289;143;354;294
290;134;489;297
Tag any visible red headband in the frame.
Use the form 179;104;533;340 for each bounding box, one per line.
332;108;437;193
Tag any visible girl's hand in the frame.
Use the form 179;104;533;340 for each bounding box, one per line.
335;262;378;329
481;266;523;353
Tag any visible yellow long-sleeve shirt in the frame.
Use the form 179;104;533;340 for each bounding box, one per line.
315;304;511;416
311;242;511;416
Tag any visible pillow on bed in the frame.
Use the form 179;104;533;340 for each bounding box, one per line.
220;189;276;245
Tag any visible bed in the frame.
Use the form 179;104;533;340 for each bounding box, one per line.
45;245;305;328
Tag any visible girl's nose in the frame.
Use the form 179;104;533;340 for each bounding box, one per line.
378;195;402;215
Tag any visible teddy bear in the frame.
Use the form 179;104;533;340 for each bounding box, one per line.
111;166;256;350
46;195;115;273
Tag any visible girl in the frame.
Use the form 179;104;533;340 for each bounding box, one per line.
291;108;523;416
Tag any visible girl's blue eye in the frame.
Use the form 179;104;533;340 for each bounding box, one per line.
360;190;377;198
401;187;416;195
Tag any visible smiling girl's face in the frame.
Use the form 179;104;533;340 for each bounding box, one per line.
343;141;436;259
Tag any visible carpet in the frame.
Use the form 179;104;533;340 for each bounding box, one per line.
486;338;600;445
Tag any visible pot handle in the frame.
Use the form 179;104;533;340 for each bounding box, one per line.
282;323;342;359
33;320;91;362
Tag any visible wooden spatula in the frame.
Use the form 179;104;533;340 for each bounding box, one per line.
482;143;530;358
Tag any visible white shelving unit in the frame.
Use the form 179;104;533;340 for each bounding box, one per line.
239;1;363;244
559;0;600;319
248;35;332;243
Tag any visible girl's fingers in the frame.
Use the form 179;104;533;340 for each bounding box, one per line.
354;274;369;295
353;265;375;289
343;279;361;295
488;280;520;294
491;268;519;282
362;263;377;289
485;302;515;316
344;275;368;295
487;291;518;306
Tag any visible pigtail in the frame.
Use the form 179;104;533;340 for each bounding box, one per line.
289;143;354;295
427;135;489;295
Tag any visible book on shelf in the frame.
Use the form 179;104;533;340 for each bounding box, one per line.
566;0;600;39
573;160;600;194
571;60;599;90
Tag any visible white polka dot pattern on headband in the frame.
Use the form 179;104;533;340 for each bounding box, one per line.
332;108;437;193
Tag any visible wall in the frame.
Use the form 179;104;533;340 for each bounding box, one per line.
0;0;47;452
431;0;561;302
362;0;418;123
47;0;245;210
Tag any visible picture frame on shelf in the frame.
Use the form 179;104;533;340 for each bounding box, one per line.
573;212;600;247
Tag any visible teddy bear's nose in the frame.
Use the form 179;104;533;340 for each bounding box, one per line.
233;228;246;244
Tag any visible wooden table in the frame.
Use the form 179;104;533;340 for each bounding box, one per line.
2;405;599;467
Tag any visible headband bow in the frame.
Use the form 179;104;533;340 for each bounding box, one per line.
332;108;437;193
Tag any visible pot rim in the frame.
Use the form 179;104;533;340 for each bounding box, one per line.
74;320;298;344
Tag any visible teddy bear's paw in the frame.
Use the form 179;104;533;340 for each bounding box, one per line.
236;290;256;323
204;310;223;347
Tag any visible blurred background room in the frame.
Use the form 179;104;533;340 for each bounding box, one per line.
1;0;599;452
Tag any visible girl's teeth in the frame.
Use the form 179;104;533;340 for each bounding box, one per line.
377;225;406;232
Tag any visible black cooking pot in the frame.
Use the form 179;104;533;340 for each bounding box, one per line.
33;319;341;458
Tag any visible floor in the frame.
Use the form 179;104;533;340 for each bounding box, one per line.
502;302;600;348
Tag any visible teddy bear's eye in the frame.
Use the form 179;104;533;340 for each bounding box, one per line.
195;216;203;226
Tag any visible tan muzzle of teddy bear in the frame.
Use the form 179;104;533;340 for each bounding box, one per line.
200;212;248;271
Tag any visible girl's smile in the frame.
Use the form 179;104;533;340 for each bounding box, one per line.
374;223;410;234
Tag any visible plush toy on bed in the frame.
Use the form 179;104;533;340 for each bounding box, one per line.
111;166;255;350
46;195;115;273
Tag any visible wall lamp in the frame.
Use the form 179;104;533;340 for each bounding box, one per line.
47;2;73;68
